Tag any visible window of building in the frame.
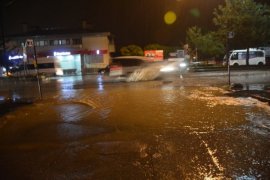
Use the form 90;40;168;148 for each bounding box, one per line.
72;38;82;45
49;40;54;46
34;40;46;47
48;39;71;46
54;40;59;45
44;40;49;46
43;39;74;47
39;41;45;46
66;39;70;45
35;41;40;46
59;39;67;45
88;54;103;63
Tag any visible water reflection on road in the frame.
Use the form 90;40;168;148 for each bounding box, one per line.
0;75;270;179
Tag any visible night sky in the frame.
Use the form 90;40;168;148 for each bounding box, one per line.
2;0;270;47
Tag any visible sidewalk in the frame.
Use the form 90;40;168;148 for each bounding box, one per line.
227;85;270;105
229;90;270;104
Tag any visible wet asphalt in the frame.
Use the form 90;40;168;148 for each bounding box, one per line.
0;70;270;179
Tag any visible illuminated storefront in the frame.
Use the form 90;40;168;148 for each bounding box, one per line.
144;50;164;61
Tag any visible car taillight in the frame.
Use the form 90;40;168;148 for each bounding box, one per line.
110;65;122;70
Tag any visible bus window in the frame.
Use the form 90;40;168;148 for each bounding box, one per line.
238;52;246;60
231;52;238;60
255;51;264;57
249;51;256;59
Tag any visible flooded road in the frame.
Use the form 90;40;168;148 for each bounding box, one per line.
0;71;270;179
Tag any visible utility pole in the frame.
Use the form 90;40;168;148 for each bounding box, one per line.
26;39;42;99
227;31;234;86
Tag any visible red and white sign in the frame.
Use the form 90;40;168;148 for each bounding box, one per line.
144;50;164;61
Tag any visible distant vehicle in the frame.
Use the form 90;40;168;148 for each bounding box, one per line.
158;61;188;80
167;49;186;62
11;58;63;77
0;67;7;77
164;49;190;74
98;55;190;81
102;56;156;77
258;47;270;65
189;61;204;67
225;48;266;66
159;59;189;74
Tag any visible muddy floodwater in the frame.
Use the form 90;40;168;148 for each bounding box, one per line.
0;72;270;179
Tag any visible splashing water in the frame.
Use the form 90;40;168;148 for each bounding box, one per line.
126;65;161;82
126;61;180;82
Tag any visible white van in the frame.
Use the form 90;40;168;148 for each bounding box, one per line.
228;49;265;66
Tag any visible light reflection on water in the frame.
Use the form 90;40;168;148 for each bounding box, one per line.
1;78;270;179
55;76;83;99
243;84;267;91
97;75;104;91
245;112;270;136
56;104;92;123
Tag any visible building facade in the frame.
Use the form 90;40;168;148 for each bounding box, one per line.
4;30;115;76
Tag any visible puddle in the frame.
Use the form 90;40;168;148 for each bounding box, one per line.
244;112;270;136
55;104;93;123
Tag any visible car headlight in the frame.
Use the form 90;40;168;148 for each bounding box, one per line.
160;66;175;72
179;62;187;68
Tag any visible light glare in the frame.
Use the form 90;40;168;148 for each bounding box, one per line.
164;11;177;25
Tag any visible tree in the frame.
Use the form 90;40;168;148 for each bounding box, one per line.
144;44;165;51
213;0;270;64
186;26;225;60
120;45;144;56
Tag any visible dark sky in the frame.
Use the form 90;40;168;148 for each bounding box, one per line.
2;0;270;47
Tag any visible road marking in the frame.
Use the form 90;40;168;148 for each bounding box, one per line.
194;132;225;173
201;139;224;172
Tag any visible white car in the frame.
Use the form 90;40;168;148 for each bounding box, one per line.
108;56;156;77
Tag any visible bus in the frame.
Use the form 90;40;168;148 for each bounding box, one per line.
228;48;266;66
